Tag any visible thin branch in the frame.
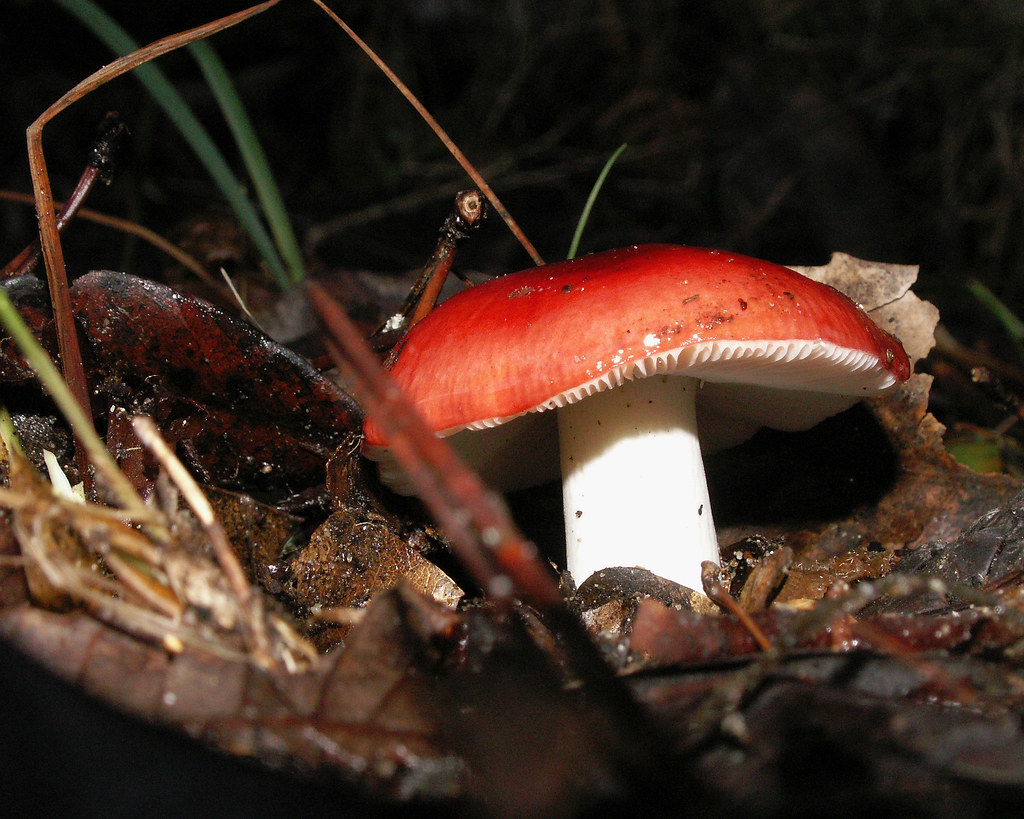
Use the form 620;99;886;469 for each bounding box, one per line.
0;191;214;287
25;1;282;464
304;280;666;776
310;0;545;267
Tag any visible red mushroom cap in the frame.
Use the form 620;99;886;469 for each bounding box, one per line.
364;244;910;449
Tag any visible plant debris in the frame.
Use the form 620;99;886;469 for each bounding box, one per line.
4;250;1024;816
4;3;1024;813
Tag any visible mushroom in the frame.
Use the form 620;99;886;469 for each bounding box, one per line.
363;244;911;592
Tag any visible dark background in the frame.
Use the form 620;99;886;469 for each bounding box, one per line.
2;0;1023;813
3;0;1023;332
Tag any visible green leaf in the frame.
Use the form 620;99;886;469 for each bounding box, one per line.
189;40;306;284
55;0;291;288
566;144;627;260
967;279;1024;362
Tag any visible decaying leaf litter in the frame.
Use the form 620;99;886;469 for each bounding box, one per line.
5;2;1024;816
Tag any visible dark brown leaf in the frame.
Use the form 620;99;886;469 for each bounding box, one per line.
284;506;460;612
0;276;52;382
3;271;363;504
70;270;358;443
0;590;465;799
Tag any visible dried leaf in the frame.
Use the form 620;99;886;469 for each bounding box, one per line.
1;422;88;610
709;257;1020;601
0;589;465;799
791;252;939;363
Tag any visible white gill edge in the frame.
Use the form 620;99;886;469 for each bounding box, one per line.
454;337;893;437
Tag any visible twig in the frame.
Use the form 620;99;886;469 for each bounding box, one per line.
0;190;215;288
310;0;545;267
701;561;773;652
5;114;122;278
131;416;273;668
371;189;487;352
25;1;281;470
305;278;667;777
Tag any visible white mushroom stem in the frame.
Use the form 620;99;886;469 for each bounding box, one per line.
557;374;719;592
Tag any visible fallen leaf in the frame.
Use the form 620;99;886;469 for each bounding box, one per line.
709;256;1020;601
0;589;466;800
3;271;363;502
791;252;939;364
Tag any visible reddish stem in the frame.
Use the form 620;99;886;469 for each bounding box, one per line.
305;279;667;775
4;165;100;279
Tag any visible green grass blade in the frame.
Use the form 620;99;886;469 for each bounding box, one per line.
189;40;305;285
566;143;627;260
55;0;289;288
967;279;1024;362
0;289;157;527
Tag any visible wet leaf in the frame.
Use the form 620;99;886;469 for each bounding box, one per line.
870;486;1024;613
636;663;1024;816
67;271;360;501
284;506;461;612
70;272;358;433
0;276;52;383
